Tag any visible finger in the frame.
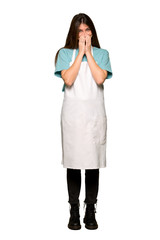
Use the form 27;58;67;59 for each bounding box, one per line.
79;38;85;44
79;35;85;40
86;35;91;41
86;36;91;44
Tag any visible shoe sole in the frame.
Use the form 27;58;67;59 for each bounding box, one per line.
85;224;98;230
68;225;81;230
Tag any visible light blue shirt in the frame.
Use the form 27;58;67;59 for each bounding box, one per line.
54;47;113;91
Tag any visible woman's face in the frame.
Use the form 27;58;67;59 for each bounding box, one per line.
78;23;92;39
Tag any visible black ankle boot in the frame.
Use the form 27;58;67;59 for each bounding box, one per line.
68;203;81;230
83;203;98;230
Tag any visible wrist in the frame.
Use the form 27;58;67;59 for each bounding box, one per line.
85;49;92;56
78;50;84;58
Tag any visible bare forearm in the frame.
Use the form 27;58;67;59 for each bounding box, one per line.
62;52;84;86
86;51;107;85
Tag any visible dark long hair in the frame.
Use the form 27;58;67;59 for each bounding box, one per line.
54;13;100;65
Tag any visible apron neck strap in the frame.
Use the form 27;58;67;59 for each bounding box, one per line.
91;46;93;56
72;49;76;62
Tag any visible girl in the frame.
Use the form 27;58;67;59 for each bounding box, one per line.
54;13;113;230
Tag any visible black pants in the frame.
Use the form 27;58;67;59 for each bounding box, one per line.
67;168;99;205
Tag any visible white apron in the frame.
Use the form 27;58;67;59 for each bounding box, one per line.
60;46;107;169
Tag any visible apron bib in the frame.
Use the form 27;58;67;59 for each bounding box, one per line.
61;46;107;169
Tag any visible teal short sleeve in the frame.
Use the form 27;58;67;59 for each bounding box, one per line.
98;50;113;79
54;48;70;78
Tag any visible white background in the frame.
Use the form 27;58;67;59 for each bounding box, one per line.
0;0;160;239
